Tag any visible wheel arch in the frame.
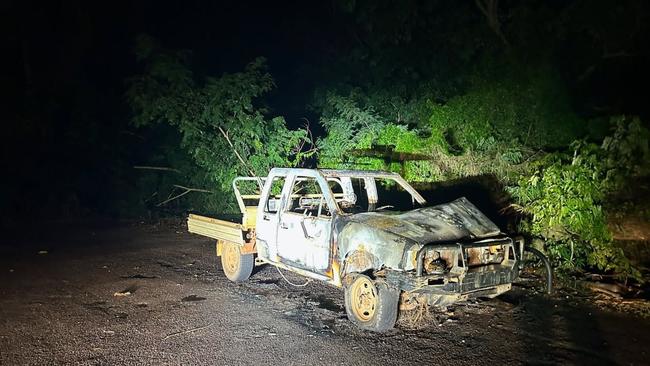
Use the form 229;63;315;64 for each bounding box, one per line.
342;249;383;277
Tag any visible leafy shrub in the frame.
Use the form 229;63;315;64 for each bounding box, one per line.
511;117;649;281
427;70;583;153
127;36;310;213
317;83;647;282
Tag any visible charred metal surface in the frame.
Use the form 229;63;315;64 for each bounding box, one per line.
190;168;520;311
336;220;412;273
384;237;519;306
345;197;501;244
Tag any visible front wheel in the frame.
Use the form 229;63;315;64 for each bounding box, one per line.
344;274;399;332
220;242;254;282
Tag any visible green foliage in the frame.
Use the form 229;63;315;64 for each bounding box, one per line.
428;69;583;153
511;117;649;281
127;35;309;212
315;73;647;282
316;91;441;180
316;92;386;168
316;67;580;185
602;116;650;190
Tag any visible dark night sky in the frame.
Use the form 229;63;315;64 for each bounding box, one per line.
4;1;650;132
2;1;343;125
1;1;348;218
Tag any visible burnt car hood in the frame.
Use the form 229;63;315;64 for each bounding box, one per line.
348;197;501;243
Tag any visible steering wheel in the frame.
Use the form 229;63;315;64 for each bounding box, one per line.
375;205;394;211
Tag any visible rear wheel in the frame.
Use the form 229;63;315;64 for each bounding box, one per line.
344;274;399;332
220;242;254;282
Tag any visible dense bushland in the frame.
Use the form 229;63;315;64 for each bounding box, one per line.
127;1;650;280
127;36;313;213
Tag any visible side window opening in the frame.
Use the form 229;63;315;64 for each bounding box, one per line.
264;176;286;214
374;178;418;211
351;178;370;211
288;176;331;218
333;177;370;214
236;179;264;208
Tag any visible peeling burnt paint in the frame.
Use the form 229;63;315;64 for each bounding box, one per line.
344;197;501;244
333;194;519;305
191;168;520;311
335;197;504;272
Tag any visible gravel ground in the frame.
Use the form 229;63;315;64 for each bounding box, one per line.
0;222;648;365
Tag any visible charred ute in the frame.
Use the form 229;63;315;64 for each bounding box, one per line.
188;168;522;332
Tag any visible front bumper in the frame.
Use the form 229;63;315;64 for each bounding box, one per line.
388;239;520;306
388;263;519;292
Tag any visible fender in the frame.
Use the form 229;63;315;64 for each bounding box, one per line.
343;249;382;275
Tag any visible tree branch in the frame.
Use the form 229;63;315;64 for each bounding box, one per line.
156;185;212;206
475;0;509;46
217;126;264;188
292;119;319;156
172;184;211;193
162;322;213;340
134;166;181;173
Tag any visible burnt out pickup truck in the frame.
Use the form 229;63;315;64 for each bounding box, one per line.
188;168;523;331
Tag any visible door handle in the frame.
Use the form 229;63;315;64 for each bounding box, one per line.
262;214;271;221
279;222;289;229
300;220;312;239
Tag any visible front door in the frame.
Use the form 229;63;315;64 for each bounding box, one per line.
276;173;335;274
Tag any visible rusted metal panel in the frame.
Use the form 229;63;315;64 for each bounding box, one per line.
240;241;257;254
335;198;503;274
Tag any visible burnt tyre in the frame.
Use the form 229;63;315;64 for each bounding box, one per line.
344;274;399;332
220;241;254;282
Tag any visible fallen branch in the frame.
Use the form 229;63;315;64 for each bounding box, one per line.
156;185;212;206
172;184;211;193
162;322;213;340
590;287;623;299
134;166;181;173
217;126;264;188
584;281;628;298
292;118;319;157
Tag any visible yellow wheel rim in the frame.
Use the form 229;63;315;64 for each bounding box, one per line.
222;243;240;277
350;277;377;322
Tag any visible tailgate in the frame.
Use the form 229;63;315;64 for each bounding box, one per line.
187;214;245;244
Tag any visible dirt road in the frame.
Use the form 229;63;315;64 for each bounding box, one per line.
1;222;648;365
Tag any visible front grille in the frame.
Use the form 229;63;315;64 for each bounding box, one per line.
412;239;519;294
451;264;516;293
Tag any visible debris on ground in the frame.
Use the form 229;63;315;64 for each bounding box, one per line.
593;295;650;317
113;285;138;297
